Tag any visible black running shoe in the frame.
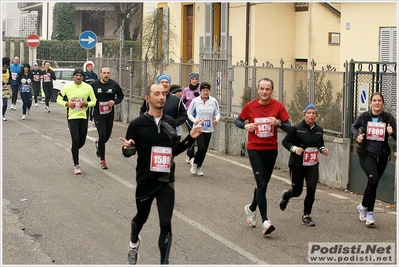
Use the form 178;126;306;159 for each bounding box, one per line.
95;140;100;158
301;214;316;226
279;190;289;211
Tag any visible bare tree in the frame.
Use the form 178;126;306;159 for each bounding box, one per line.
85;3;142;40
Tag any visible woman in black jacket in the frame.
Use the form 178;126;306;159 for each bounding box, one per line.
17;63;34;120
351;92;396;227
280;103;329;226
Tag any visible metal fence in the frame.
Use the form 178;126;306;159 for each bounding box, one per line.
90;54;346;136
79;44;393;139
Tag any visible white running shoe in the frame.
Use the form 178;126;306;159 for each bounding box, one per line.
244;204;257;227
22;115;26;120
356;204;367;222
365;212;375;226
128;236;141;265
2;116;7;121
190;162;198;174
262;220;275;235
196;167;204;176
35;103;38;107
185;156;191;164
74;165;82;175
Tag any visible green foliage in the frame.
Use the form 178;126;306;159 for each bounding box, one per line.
287;72;343;133
102;40;141;58
141;10;177;62
53;3;76;40
3;37;29;64
3;38;142;63
240;86;252;108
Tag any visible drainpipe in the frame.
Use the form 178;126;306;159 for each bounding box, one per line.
245;2;250;66
245;2;250;90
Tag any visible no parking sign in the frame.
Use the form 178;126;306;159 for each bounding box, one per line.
358;83;369;113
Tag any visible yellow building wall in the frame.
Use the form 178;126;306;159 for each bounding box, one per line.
340;3;397;65
306;3;341;70
249;3;296;67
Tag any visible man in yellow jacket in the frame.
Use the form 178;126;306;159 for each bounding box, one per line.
56;68;97;175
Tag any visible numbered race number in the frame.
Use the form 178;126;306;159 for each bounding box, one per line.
150;146;172;173
71;97;84;110
254;117;274;138
11;73;17;81
99;101;112;115
43;74;52;82
366;122;386;141
303;147;319;166
21;84;31;93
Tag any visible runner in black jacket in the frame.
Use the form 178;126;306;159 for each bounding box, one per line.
351;92;396;227
90;67;124;169
120;83;203;265
280;103;329;226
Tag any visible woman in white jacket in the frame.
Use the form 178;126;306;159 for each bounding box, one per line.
187;82;220;176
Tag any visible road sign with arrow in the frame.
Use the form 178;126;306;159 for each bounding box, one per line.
79;30;97;50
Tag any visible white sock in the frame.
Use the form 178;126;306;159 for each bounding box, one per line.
130;241;138;248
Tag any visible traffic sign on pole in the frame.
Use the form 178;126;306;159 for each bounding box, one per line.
26;34;40;48
79;31;97;50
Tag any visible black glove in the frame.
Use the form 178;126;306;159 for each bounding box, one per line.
182;98;188;104
122;145;136;157
194;92;200;97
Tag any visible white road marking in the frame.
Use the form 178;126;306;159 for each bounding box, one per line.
174;210;269;265
328;193;349;199
11;119;395;264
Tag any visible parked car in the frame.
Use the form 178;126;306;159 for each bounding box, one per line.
49;68;75;101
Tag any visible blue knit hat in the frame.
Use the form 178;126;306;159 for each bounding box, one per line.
189;73;199;81
157;74;171;83
303;103;317;112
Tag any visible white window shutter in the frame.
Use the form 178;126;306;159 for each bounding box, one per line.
220;3;228;56
380;27;396;62
205;3;213;52
379;27;397;118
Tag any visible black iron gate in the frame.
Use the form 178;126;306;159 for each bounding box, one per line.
347;60;397;203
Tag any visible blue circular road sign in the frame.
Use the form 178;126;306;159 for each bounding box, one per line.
79;30;97;49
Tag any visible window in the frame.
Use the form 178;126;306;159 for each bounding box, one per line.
82;11;104;38
329;32;340;45
380;27;397;62
295;3;309;12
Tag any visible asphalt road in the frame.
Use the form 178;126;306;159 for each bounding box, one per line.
2;100;397;265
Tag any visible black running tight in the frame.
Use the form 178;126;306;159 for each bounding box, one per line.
131;181;174;264
359;154;388;212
